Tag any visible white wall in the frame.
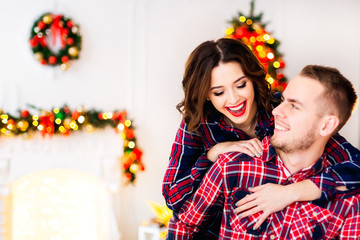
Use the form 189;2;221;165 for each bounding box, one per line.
1;0;360;239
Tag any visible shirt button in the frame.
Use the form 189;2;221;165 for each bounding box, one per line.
313;212;318;217
287;177;292;181
270;235;276;239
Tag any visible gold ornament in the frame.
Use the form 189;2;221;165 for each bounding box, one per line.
68;47;79;57
34;52;44;61
42;14;53;24
60;63;70;71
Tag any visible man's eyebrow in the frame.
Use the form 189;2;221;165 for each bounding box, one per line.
210;76;246;91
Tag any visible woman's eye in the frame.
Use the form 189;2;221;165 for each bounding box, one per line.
214;92;223;96
237;82;247;89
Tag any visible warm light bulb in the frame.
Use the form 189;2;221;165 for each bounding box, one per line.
225;27;234;35
239;16;246;22
273;61;280;68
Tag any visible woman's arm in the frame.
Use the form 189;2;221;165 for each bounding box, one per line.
162;120;212;212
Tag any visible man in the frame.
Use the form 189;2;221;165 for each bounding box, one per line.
167;65;360;239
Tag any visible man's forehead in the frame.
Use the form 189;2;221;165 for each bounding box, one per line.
283;75;324;103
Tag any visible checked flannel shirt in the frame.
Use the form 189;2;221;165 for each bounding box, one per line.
162;110;360;214
167;137;360;240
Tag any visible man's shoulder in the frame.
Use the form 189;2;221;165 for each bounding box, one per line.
217;152;254;166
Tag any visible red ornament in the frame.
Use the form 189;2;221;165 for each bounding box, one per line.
71;111;80;120
29;38;38;47
125;173;132;180
37;21;46;30
66;38;74;45
66;20;74;28
21;110;30;118
48;56;57;65
61;56;69;63
41;59;47;65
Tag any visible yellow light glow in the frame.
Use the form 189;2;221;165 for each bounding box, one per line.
78;116;85;124
7;124;13;130
267;53;274;59
86;124;94;132
102;113;108;119
70;121;77;129
59;126;66;133
273;61;280;68
128;141;135;149
33;121;39;126
256;36;263;42
246;19;253;25
255;28;263;34
1;128;6;133
55;118;62;124
259;51;267;58
1;114;8;119
33;115;39;121
107;112;113;119
239;16;246;22
124;120;131;127
225;27;234;35
256;45;263;52
267;77;274;84
11;169;111;240
267;38;275;44
53;108;59;114
129;164;139;173
37;125;44;131
2;119;7;124
250;36;256;43
121;133;126;139
263;34;270;40
117;123;124;131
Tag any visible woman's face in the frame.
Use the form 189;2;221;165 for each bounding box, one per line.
208;61;257;129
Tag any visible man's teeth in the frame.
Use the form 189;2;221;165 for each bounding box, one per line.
275;125;288;131
229;103;244;111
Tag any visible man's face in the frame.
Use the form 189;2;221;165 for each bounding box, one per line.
271;75;325;153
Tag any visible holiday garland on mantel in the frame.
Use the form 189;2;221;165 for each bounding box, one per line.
225;0;287;91
0;105;144;184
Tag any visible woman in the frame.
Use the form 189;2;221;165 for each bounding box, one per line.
162;38;360;237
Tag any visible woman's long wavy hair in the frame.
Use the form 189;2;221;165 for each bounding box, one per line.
177;38;271;133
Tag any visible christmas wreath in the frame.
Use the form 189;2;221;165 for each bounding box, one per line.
29;13;82;70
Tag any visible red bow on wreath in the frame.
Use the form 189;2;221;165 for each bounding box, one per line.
51;15;67;49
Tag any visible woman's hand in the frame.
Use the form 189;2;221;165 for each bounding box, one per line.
206;138;263;162
234;180;321;230
234;183;296;230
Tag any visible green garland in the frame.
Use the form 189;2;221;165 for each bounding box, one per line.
29;13;82;70
0;105;144;184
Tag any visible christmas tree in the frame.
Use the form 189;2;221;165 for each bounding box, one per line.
225;0;287;91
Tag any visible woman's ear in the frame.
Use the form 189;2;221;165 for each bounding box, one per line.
319;115;339;136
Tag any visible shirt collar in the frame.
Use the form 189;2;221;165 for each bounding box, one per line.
260;136;330;180
209;107;273;139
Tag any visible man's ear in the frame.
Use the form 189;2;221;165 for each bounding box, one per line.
319;115;339;136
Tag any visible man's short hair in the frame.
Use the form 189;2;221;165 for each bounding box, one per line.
300;65;358;132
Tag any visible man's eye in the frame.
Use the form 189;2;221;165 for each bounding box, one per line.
291;104;298;109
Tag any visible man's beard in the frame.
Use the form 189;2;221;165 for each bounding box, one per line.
270;124;317;154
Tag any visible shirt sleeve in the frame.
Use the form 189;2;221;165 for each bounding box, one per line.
162;119;214;211
166;158;225;239
310;133;360;201
339;195;360;239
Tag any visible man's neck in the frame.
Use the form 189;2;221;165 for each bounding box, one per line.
276;144;326;175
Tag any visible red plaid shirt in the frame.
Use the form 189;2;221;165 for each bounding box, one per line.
167;137;360;240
